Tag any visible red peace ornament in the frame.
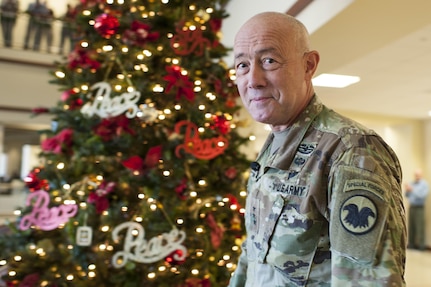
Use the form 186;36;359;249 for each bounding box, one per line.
170;23;210;56
174;120;228;160
94;13;119;38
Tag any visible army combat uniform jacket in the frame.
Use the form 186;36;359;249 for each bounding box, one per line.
229;96;406;287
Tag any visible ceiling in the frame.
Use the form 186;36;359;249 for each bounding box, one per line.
306;0;431;120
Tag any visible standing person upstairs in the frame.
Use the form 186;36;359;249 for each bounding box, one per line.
229;12;406;286
0;0;19;47
23;0;46;50
405;169;429;250
59;3;76;55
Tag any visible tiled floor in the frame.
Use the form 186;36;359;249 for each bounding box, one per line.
406;249;431;286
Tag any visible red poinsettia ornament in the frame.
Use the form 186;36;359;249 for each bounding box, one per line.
122;145;162;173
15;273;39;287
24;168;49;192
163;65;195;102
93;115;135;141
68;47;100;70
61;89;83;110
179;278;211;287
175;178;188;200
94;13;119;38
87;181;116;214
224;166;238;179
165;249;186;265
210;115;231;135
31;107;50;115
41;128;74;155
122;20;159;47
206;213;225;249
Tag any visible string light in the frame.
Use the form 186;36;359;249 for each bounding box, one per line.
13;255;22;262
102;45;113;52
153;84;164;92
55;71;65;78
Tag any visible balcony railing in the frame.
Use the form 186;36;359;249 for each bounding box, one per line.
1;8;74;56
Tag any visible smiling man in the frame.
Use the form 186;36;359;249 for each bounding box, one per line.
229;12;406;287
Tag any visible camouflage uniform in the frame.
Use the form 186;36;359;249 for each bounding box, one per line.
229;95;406;287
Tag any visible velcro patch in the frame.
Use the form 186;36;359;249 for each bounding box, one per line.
344;179;385;200
340;195;377;235
331;167;389;263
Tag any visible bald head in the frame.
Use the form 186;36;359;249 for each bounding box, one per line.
235;12;311;56
414;169;423;181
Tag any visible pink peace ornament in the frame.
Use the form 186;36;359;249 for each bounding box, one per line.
19;190;78;231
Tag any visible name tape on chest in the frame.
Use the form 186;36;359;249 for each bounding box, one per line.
263;176;309;197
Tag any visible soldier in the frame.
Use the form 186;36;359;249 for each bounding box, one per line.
229;12;406;286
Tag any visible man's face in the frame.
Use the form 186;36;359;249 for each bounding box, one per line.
233;24;309;130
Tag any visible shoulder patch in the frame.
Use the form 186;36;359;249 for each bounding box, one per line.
344;179;385;199
340;195;377;235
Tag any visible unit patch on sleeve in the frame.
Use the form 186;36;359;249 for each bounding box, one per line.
339;195;377;235
331;166;389;263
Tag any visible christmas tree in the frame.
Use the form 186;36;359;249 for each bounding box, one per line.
0;0;252;286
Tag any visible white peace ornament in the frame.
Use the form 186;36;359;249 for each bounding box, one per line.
81;82;141;119
111;221;187;268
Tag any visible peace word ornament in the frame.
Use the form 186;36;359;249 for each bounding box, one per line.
111;221;187;268
19;190;78;231
81;81;141;119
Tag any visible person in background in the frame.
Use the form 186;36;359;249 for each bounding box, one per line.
0;0;18;47
59;3;76;55
405;169;429;250
23;0;46;50
35;1;53;53
229;12;406;286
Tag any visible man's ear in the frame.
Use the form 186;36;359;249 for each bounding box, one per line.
305;50;320;78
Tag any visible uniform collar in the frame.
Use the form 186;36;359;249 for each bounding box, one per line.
257;94;323;170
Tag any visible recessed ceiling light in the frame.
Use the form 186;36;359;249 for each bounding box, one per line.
312;73;360;88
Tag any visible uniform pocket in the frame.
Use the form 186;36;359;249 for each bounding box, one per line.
265;200;323;286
